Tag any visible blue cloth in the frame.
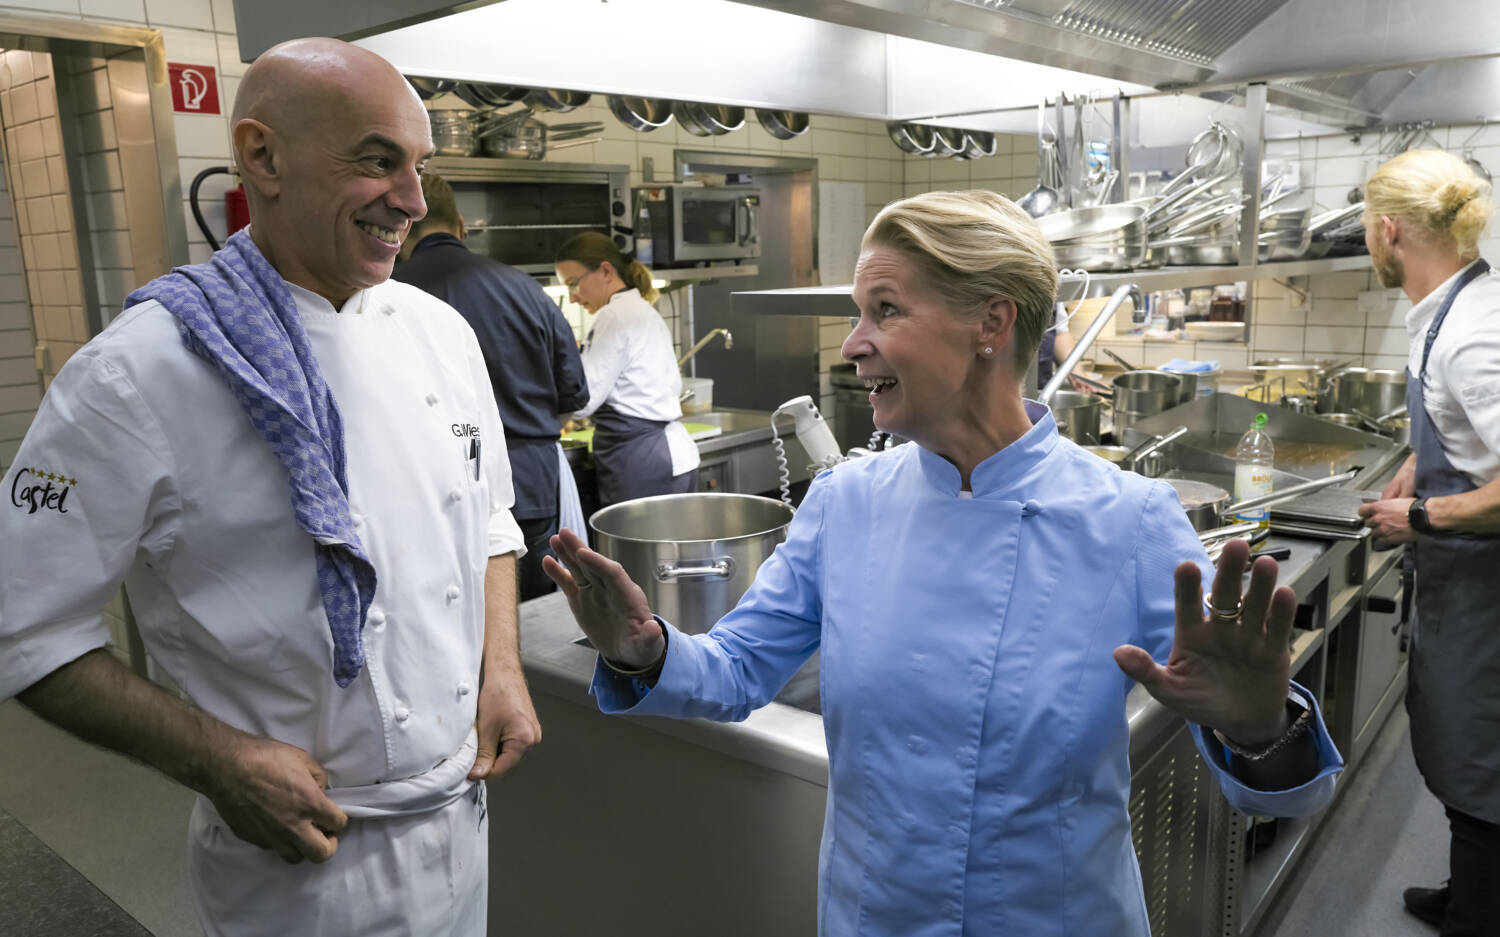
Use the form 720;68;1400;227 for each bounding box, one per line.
593;402;1342;936
125;229;375;688
393;233;588;519
1162;357;1219;373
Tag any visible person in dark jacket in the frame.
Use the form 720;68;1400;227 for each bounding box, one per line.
395;171;588;600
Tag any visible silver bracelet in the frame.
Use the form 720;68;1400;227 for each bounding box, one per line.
1213;690;1314;762
600;617;668;677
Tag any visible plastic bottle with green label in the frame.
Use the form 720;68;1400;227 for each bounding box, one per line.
1234;412;1275;528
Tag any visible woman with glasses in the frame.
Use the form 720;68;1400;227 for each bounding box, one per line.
555;232;699;509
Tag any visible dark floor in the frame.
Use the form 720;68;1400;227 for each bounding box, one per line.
0;696;1452;937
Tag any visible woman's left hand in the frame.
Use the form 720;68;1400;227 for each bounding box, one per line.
1113;539;1296;748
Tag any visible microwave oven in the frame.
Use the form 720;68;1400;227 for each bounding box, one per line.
427;158;630;276
634;185;761;267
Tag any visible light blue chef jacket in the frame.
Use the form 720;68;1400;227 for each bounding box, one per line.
593;402;1342;936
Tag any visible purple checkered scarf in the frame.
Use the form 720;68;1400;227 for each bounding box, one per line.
126;229;376;687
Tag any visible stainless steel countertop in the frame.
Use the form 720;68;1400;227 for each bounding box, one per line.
519;592;831;786
521;521;1383;783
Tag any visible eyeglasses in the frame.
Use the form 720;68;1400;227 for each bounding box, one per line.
560;267;598;292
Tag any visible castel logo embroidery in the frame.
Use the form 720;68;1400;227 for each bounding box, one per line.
10;466;77;515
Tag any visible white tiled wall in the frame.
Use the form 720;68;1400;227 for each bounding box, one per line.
0;143;37;472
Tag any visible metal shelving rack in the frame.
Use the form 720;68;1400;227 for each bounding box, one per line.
730;254;1371;317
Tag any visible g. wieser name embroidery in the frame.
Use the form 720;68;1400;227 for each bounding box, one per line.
10;466;76;515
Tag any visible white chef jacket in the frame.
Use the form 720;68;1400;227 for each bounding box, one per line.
0;279;525;792
575;288;699;475
1406;259;1500;486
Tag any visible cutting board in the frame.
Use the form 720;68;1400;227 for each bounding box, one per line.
562;422;721;453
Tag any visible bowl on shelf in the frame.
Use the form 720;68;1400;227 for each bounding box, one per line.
1185;321;1246;342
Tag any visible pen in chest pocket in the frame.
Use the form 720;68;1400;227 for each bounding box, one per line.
470;437;482;480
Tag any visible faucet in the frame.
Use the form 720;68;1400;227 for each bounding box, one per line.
677;328;733;368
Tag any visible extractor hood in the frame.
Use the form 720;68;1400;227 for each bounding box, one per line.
234;0;1500;130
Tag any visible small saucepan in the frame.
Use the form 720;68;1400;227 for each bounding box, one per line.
1168;470;1358;533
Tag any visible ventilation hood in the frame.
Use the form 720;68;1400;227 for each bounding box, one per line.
234;0;1500;131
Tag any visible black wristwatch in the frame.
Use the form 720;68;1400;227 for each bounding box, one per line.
1409;497;1433;534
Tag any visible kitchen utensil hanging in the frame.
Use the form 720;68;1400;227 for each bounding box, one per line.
929;126;967;159
887;122;935;156
608;95;673;132
1461;120;1493;183
407;76;455;100
524;88;591;112
755;109;809;140
961;131;997;159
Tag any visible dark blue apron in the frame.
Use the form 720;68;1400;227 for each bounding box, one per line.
1036;328;1058;389
1404;258;1500;824
591;403;694;509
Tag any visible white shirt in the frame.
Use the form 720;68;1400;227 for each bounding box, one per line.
0;279;525;791
1406;260;1500;486
575;288;699;475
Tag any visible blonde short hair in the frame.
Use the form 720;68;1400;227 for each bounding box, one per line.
1365;149;1493;261
861;190;1058;369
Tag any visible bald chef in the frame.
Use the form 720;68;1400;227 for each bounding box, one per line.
0;38;538;937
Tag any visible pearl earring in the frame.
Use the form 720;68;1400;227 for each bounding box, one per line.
983;346;994;357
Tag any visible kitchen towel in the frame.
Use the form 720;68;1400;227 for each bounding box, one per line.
125;228;376;688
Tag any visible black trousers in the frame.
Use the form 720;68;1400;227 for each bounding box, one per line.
1443;805;1500;937
517;514;559;602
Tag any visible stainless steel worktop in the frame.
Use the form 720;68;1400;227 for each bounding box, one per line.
519;592;830;785
519;522;1366;783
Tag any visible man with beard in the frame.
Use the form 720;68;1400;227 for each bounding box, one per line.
1357;148;1499;937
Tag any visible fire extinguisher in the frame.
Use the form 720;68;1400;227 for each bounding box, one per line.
189;166;248;251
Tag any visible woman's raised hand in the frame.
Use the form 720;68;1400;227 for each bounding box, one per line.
543;528;665;669
1113;539;1296;747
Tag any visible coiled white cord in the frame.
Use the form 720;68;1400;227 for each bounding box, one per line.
771;424;794;506
1054;268;1093;330
866;429;889;452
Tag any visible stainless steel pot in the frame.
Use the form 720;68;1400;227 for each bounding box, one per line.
428;109;478;156
1381;416;1411;446
590;493;795;634
887;122;935;156
524;88;590;112
1111;370;1182;433
608;95;673;132
1048;390;1102;444
1329;368;1406;417
756;109;809;140
960;131;997;159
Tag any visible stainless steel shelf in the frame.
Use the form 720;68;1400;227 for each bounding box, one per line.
657;264;759;284
731;255;1373;317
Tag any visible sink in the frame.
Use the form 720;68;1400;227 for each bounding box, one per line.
681;409;779;435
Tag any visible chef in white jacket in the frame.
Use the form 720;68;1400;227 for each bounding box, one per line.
555;232;699;507
0;39;538;937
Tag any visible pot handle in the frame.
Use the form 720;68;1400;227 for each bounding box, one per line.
655;558;735;582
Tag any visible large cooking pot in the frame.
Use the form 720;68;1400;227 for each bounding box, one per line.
1327;368;1406;417
1111;370;1181;434
590;493;794;634
1048;390;1101;444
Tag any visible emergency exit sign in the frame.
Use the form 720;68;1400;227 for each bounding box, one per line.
168;62;221;115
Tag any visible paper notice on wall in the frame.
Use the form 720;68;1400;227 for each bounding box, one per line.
817;181;866;286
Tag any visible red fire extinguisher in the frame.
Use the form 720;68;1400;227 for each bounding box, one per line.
189;166;248;250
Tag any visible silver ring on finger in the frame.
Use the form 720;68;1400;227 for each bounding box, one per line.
1210;600;1243;622
575;577;594;591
